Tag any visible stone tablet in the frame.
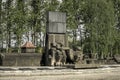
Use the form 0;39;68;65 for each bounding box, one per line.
48;11;66;23
47;11;66;33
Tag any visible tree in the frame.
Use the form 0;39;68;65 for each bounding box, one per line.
4;0;14;53
112;0;120;55
59;0;80;45
80;0;116;58
0;0;1;28
46;0;60;11
29;0;46;47
12;0;26;53
0;0;2;52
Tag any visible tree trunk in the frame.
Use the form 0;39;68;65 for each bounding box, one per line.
32;32;36;46
0;0;2;53
43;33;45;47
72;30;76;44
39;32;42;47
17;36;21;53
79;27;82;47
8;26;11;53
6;33;8;53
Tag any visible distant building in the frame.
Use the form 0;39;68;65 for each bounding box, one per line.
21;41;36;53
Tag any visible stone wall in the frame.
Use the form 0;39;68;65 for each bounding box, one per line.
0;53;42;66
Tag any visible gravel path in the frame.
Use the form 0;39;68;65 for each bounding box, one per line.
0;65;120;80
1;73;120;80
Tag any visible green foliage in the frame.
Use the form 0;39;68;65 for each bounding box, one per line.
11;0;26;53
59;0;79;29
46;0;60;11
35;47;44;53
79;0;116;58
112;0;120;55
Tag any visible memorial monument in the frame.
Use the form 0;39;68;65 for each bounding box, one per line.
44;11;82;66
44;11;68;66
0;11;119;67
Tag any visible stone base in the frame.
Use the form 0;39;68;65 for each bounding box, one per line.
74;64;100;69
0;53;42;66
114;54;120;63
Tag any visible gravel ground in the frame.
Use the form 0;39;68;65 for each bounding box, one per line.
0;73;120;80
0;65;120;80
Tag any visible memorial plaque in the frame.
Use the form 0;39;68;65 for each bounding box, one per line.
48;11;66;23
47;22;66;33
47;11;66;33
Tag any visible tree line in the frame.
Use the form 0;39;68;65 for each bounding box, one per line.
0;0;120;59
